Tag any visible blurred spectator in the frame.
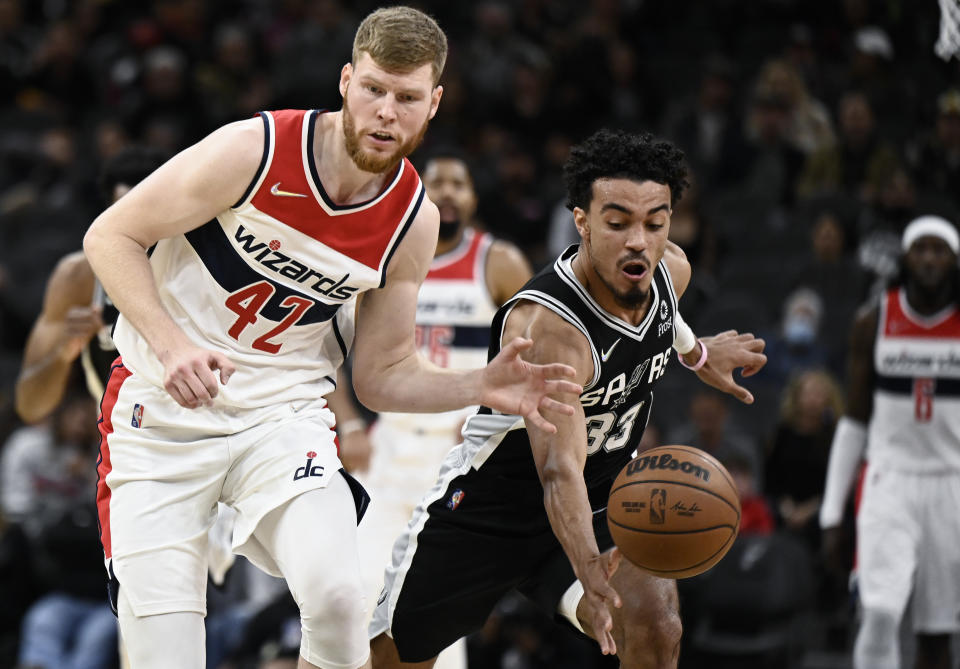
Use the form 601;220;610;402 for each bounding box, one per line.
737;83;806;210
269;0;354;110
797;90;900;205
909;88;960;212
661;53;744;194
194;23;272;129
0;394;117;669
725;453;775;536
666;388;762;487
753;58;834;154
765;369;844;550
758;287;830;389
125;45;203;148
790;206;867;369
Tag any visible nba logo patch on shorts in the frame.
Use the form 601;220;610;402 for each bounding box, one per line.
447;489;465;510
131;404;144;428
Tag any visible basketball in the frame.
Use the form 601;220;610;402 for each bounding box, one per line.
607;445;741;579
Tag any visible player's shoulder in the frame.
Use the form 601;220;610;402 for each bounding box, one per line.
202;116;266;164
503;299;593;381
487;237;528;267
661;241;691;297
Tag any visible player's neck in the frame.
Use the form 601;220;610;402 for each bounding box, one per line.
905;280;955;316
313;111;396;205
434;227;465;257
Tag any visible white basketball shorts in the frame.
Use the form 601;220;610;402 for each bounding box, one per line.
857;465;960;632
96;360;342;617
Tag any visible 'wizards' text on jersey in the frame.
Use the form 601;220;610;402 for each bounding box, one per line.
111;109;425;408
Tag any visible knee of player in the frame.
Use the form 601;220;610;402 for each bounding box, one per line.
618;595;682;662
299;579;367;629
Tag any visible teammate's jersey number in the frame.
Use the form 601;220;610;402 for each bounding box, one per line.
416;324;453;367
585;400;645;455
914;377;935;422
225;281;313;353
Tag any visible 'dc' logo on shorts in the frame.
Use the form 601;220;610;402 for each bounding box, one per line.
294;451;325;481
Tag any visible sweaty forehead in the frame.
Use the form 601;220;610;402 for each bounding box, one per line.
589;178;671;213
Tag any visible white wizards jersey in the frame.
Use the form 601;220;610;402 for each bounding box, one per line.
112;109;425;409
868;287;960;472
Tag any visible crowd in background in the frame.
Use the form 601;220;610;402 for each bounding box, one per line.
0;0;958;667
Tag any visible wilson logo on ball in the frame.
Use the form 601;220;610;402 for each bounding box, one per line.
627;453;710;482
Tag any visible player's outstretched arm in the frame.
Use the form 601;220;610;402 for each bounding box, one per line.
15;252;100;423
83;120;261;408
507;302;622;655
351;204;580;431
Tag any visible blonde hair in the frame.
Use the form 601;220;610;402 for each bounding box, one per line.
779;369;845;428
352;6;448;86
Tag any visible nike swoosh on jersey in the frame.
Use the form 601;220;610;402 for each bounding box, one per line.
601;338;621;362
270;182;308;198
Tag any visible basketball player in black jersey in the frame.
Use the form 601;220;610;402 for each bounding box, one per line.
369;130;767;668
16;147;166;423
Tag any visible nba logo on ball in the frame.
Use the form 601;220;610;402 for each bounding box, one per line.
649;489;666;524
447;489;465;510
131;404;144;428
608;445;741;579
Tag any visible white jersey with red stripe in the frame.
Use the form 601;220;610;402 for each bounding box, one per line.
376;227;497;434
868;287;960;472
112;109;425;409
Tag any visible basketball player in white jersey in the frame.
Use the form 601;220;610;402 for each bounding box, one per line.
328;150;533;669
81;8;580;669
820;216;960;669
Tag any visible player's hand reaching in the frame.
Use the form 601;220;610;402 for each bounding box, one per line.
60;305;104;361
691;330;767;404
579;547;623;655
159;341;235;409
480;337;582;433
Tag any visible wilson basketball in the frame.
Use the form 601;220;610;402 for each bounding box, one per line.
607;445;741;579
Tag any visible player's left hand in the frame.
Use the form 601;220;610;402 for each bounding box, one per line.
692;330;766;404
480;337;582;434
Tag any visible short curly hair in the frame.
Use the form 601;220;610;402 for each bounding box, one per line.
563;129;690;211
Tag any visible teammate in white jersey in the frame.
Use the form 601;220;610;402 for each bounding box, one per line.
329;150;533;669
820;215;960;669
81;8;580;669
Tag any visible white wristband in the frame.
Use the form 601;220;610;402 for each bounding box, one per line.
819;417;867;528
672;311;696;355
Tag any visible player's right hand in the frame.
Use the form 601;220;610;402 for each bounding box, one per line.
160;343;235;409
579;548;623;655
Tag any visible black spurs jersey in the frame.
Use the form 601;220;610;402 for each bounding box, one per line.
458;245;679;510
